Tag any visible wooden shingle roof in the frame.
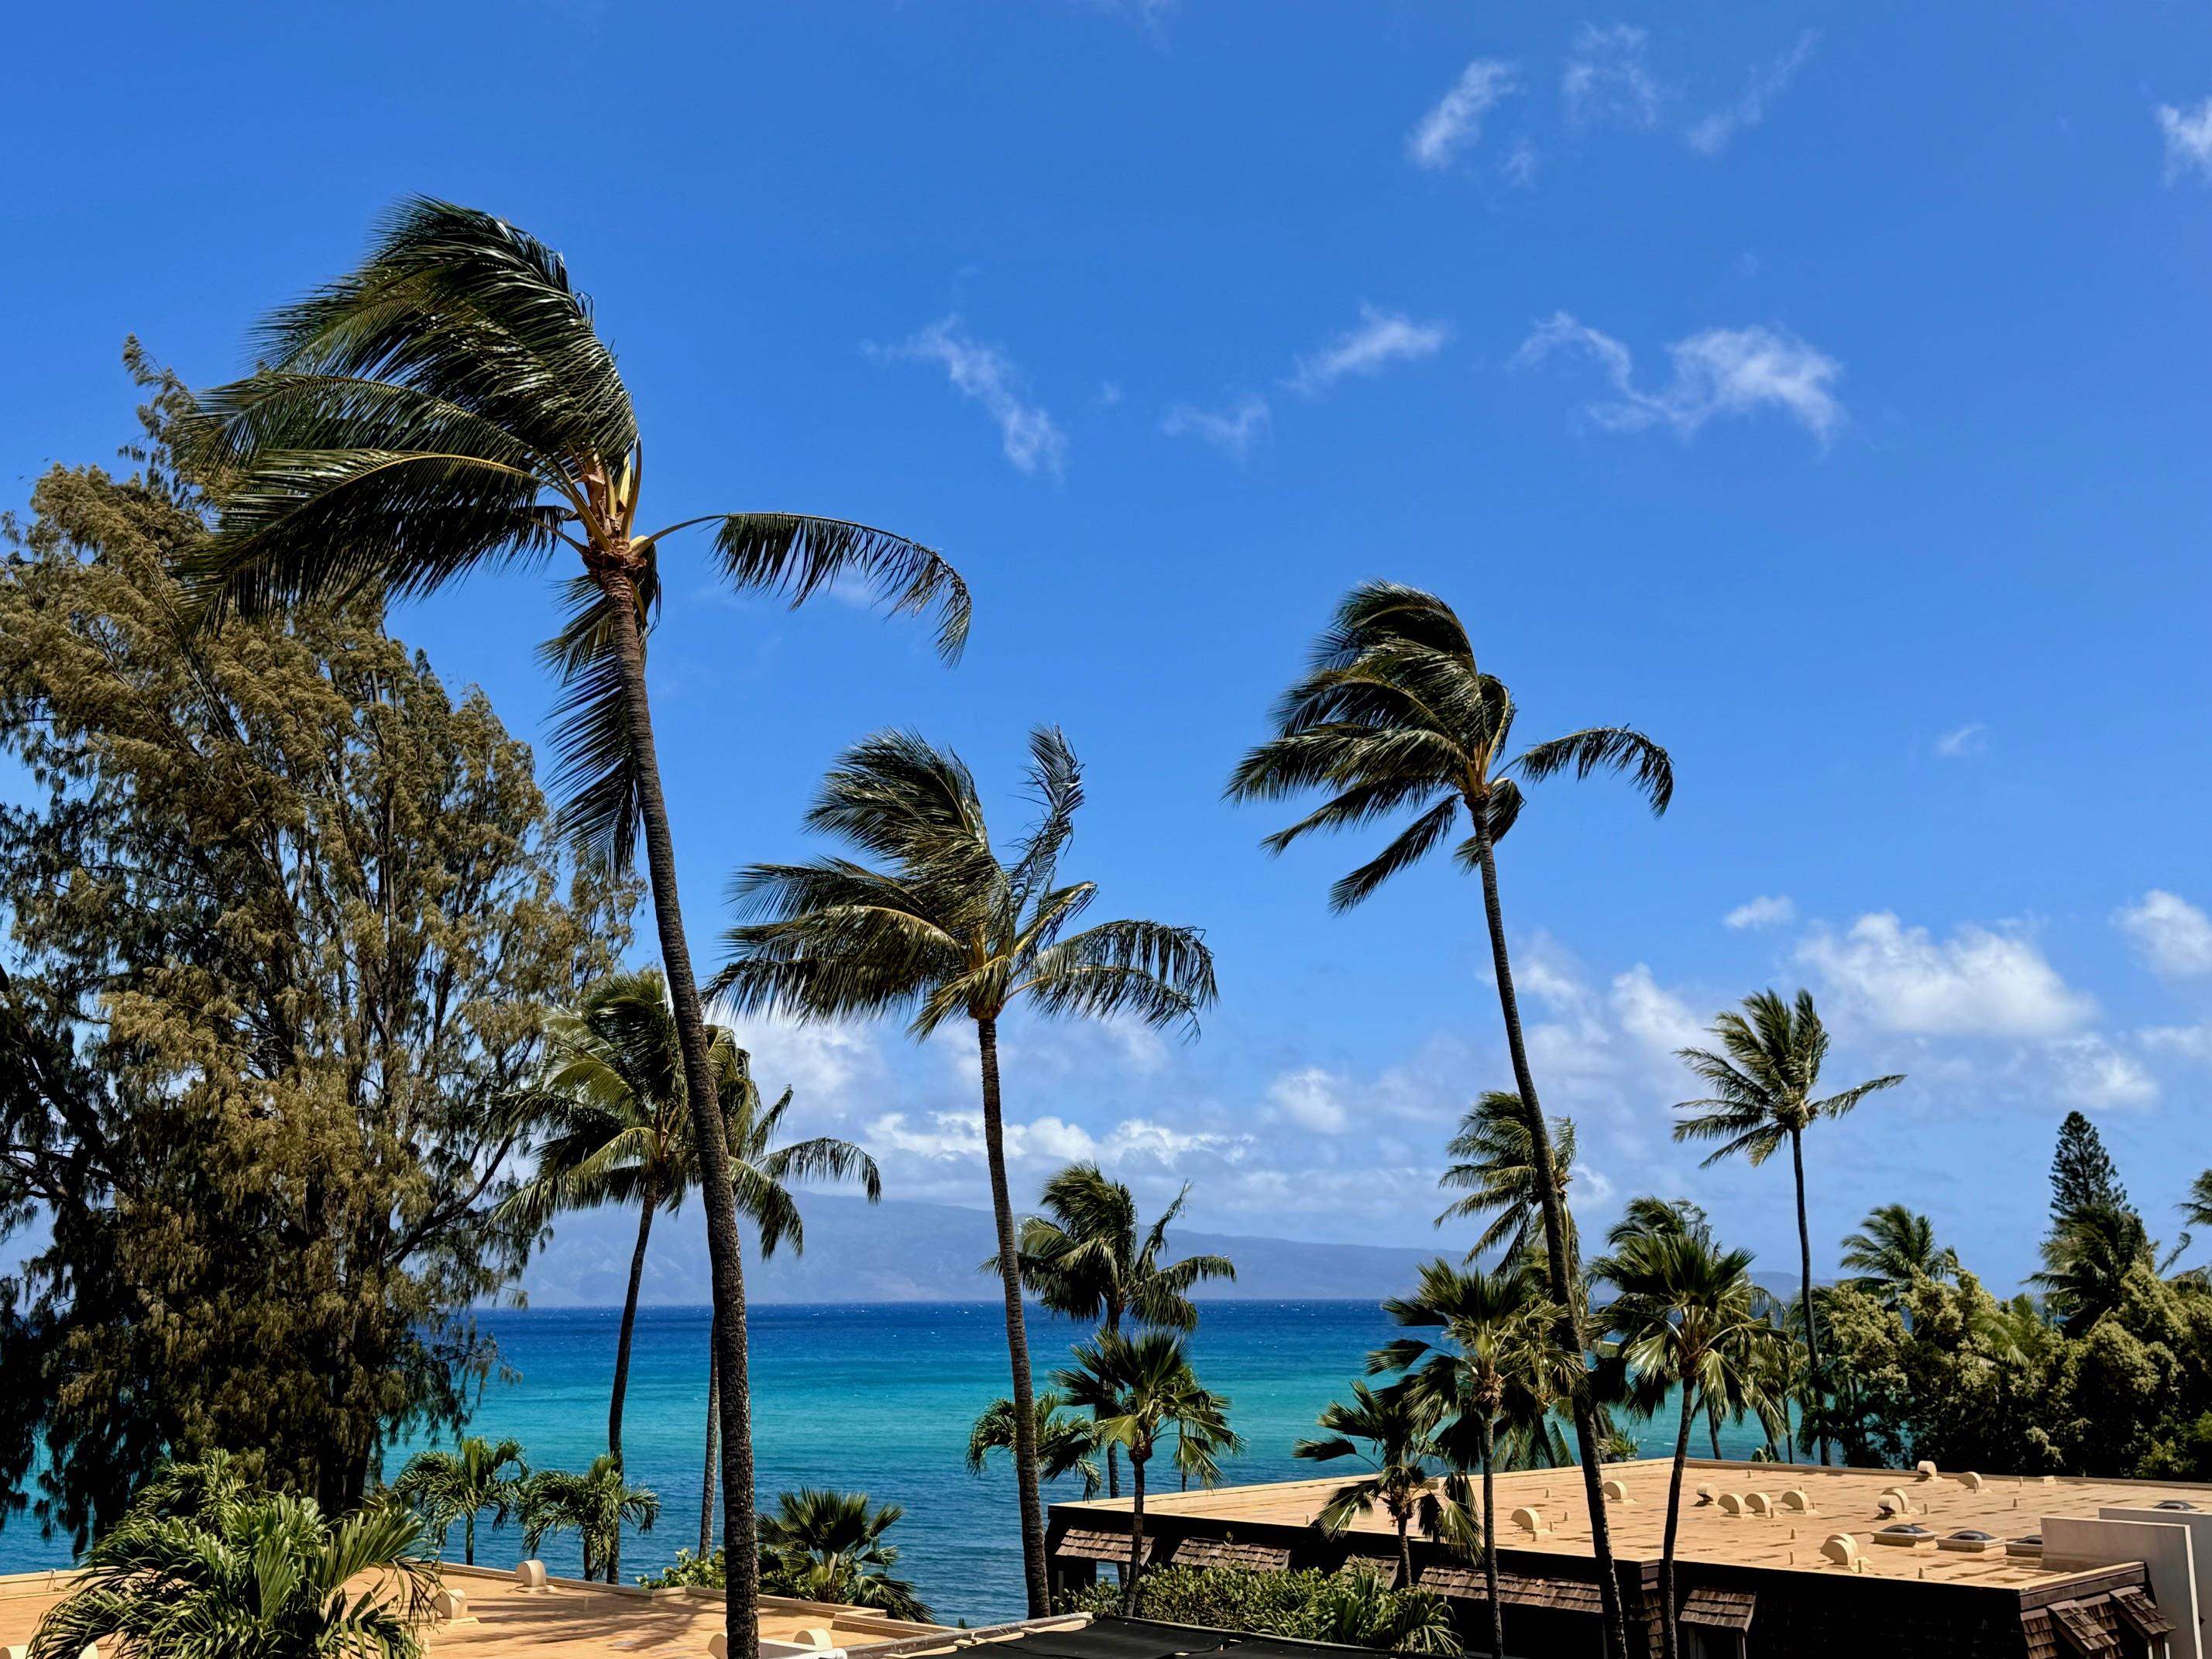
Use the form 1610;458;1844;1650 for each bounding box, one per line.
1678;1588;1757;1633
2108;1586;2174;1641
1416;1566;1605;1614
1169;1538;1291;1573
2047;1599;2121;1657
1056;1529;1153;1565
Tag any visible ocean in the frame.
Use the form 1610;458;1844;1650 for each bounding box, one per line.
0;1301;1777;1623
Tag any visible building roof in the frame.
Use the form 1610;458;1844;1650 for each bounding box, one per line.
0;1565;947;1659
1051;1458;2212;1592
921;1614;1427;1659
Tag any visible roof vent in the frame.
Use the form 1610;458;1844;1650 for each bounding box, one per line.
431;1589;470;1622
1874;1524;1933;1547
1914;1461;1939;1482
1601;1477;1631;1503
515;1561;549;1591
1718;1493;1747;1516
1939;1530;2004;1554
1877;1486;1914;1516
1960;1472;1985;1492
1693;1485;1716;1506
1510;1506;1551;1537
2005;1534;2045;1559
1778;1489;1815;1513
1820;1534;1860;1567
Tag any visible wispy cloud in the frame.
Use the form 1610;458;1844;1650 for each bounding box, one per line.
2116;890;2212;979
1723;895;1796;931
1934;723;1987;760
1407;59;1520;170
1563;22;1667;130
1290;304;1452;395
1796;912;2096;1039
1162;393;1271;459
1688;31;1819;156
2158;96;2212;183
1501;138;1540;189
877;316;1066;477
1513;311;1843;445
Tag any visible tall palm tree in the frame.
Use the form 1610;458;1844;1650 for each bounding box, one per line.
1839;1204;1958;1306
520;1455;660;1584
34;1463;434;1659
967;1391;1105;1497
713;727;1216;1615
1593;1231;1775;1659
1056;1332;1233;1616
183;198;967;1659
1436;1091;1578;1263
760;1489;933;1623
390;1436;527;1565
1294;1380;1448;1592
503;970;879;1576
2032;1201;2153;1336
1003;1162;1236;1494
1374;1259;1564;1659
1231;581;1671;1659
1672;990;1903;1464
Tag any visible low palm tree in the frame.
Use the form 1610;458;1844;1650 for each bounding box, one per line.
1436;1091;1578;1264
967;1391;1105;1497
503;971;878;1576
1672;990;1903;1463
390;1436;527;1565
715;727;1217;1616
1294;1381;1448;1592
1231;582;1671;1659
33;1460;433;1659
1375;1259;1563;1659
185;197;967;1659
1839;1204;1958;1306
1003;1162;1235;1495
1595;1231;1776;1659
760;1489;933;1623
1057;1331;1234;1614
520;1456;660;1584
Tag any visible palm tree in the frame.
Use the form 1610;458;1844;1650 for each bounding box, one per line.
520;1456;661;1584
1607;1197;1712;1249
714;727;1216;1615
1294;1380;1448;1592
1003;1161;1236;1494
1436;1091;1579;1264
1839;1204;1958;1306
503;970;879;1575
1056;1331;1233;1615
1593;1231;1776;1659
1375;1258;1563;1659
390;1436;527;1565
1671;991;1902;1465
184;198;967;1659
967;1391;1105;1497
33;1462;434;1659
1231;581;1671;1659
2032;1201;2154;1335
760;1489;933;1623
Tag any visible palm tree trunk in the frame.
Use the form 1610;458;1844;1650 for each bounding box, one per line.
1396;1512;1412;1601
1661;1382;1695;1659
702;1311;721;1558
1791;1128;1827;1465
1707;1403;1723;1461
1472;831;1630;1659
465;1513;477;1568
1480;1417;1503;1659
1123;1448;1149;1618
600;570;760;1654
607;1186;660;1582
977;1015;1049;1616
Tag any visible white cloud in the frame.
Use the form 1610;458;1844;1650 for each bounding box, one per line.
1290;304;1452;395
1513;312;1843;445
1934;723;1986;760
865;1109;1242;1168
879;317;1066;477
2042;1036;2159;1111
1407;59;1520;170
1610;963;1706;1057
1687;32;1819;156
1162;394;1271;459
2115;890;2212;979
2144;1024;2212;1064
2158;96;2212;184
1269;1066;1351;1134
1795;912;2096;1039
1501;138;1540;189
1724;895;1796;931
1563;23;1666;130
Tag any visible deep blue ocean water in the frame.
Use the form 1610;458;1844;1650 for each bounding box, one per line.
0;1301;1774;1623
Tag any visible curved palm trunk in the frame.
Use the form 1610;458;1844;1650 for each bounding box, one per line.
601;575;760;1651
1791;1129;1827;1465
1661;1382;1695;1659
977;1015;1049;1616
1472;833;1630;1659
702;1310;722;1557
1123;1447;1149;1617
607;1185;661;1582
1479;1418;1503;1659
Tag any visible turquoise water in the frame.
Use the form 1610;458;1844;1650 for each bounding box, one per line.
0;1302;1778;1623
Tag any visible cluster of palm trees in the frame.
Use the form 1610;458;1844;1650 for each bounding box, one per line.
390;1435;656;1585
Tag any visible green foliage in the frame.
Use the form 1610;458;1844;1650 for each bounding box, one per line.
1070;1566;1461;1656
1005;1162;1236;1336
640;1547;730;1590
2051;1111;2131;1227
0;362;630;1540
757;1489;933;1623
30;1455;434;1659
967;1391;1104;1496
1434;1092;1578;1263
520;1455;659;1584
390;1437;527;1566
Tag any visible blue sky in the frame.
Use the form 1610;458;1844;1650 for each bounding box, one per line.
6;1;2212;1289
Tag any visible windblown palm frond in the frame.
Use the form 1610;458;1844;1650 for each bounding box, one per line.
1435;1092;1576;1262
1839;1204;1958;1304
967;1393;1104;1496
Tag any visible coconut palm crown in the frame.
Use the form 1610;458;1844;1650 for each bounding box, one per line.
1436;1091;1578;1264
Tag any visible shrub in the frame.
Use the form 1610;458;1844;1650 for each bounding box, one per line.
1067;1566;1462;1654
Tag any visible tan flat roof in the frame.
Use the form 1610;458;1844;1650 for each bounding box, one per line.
1055;1458;2212;1592
0;1565;946;1658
